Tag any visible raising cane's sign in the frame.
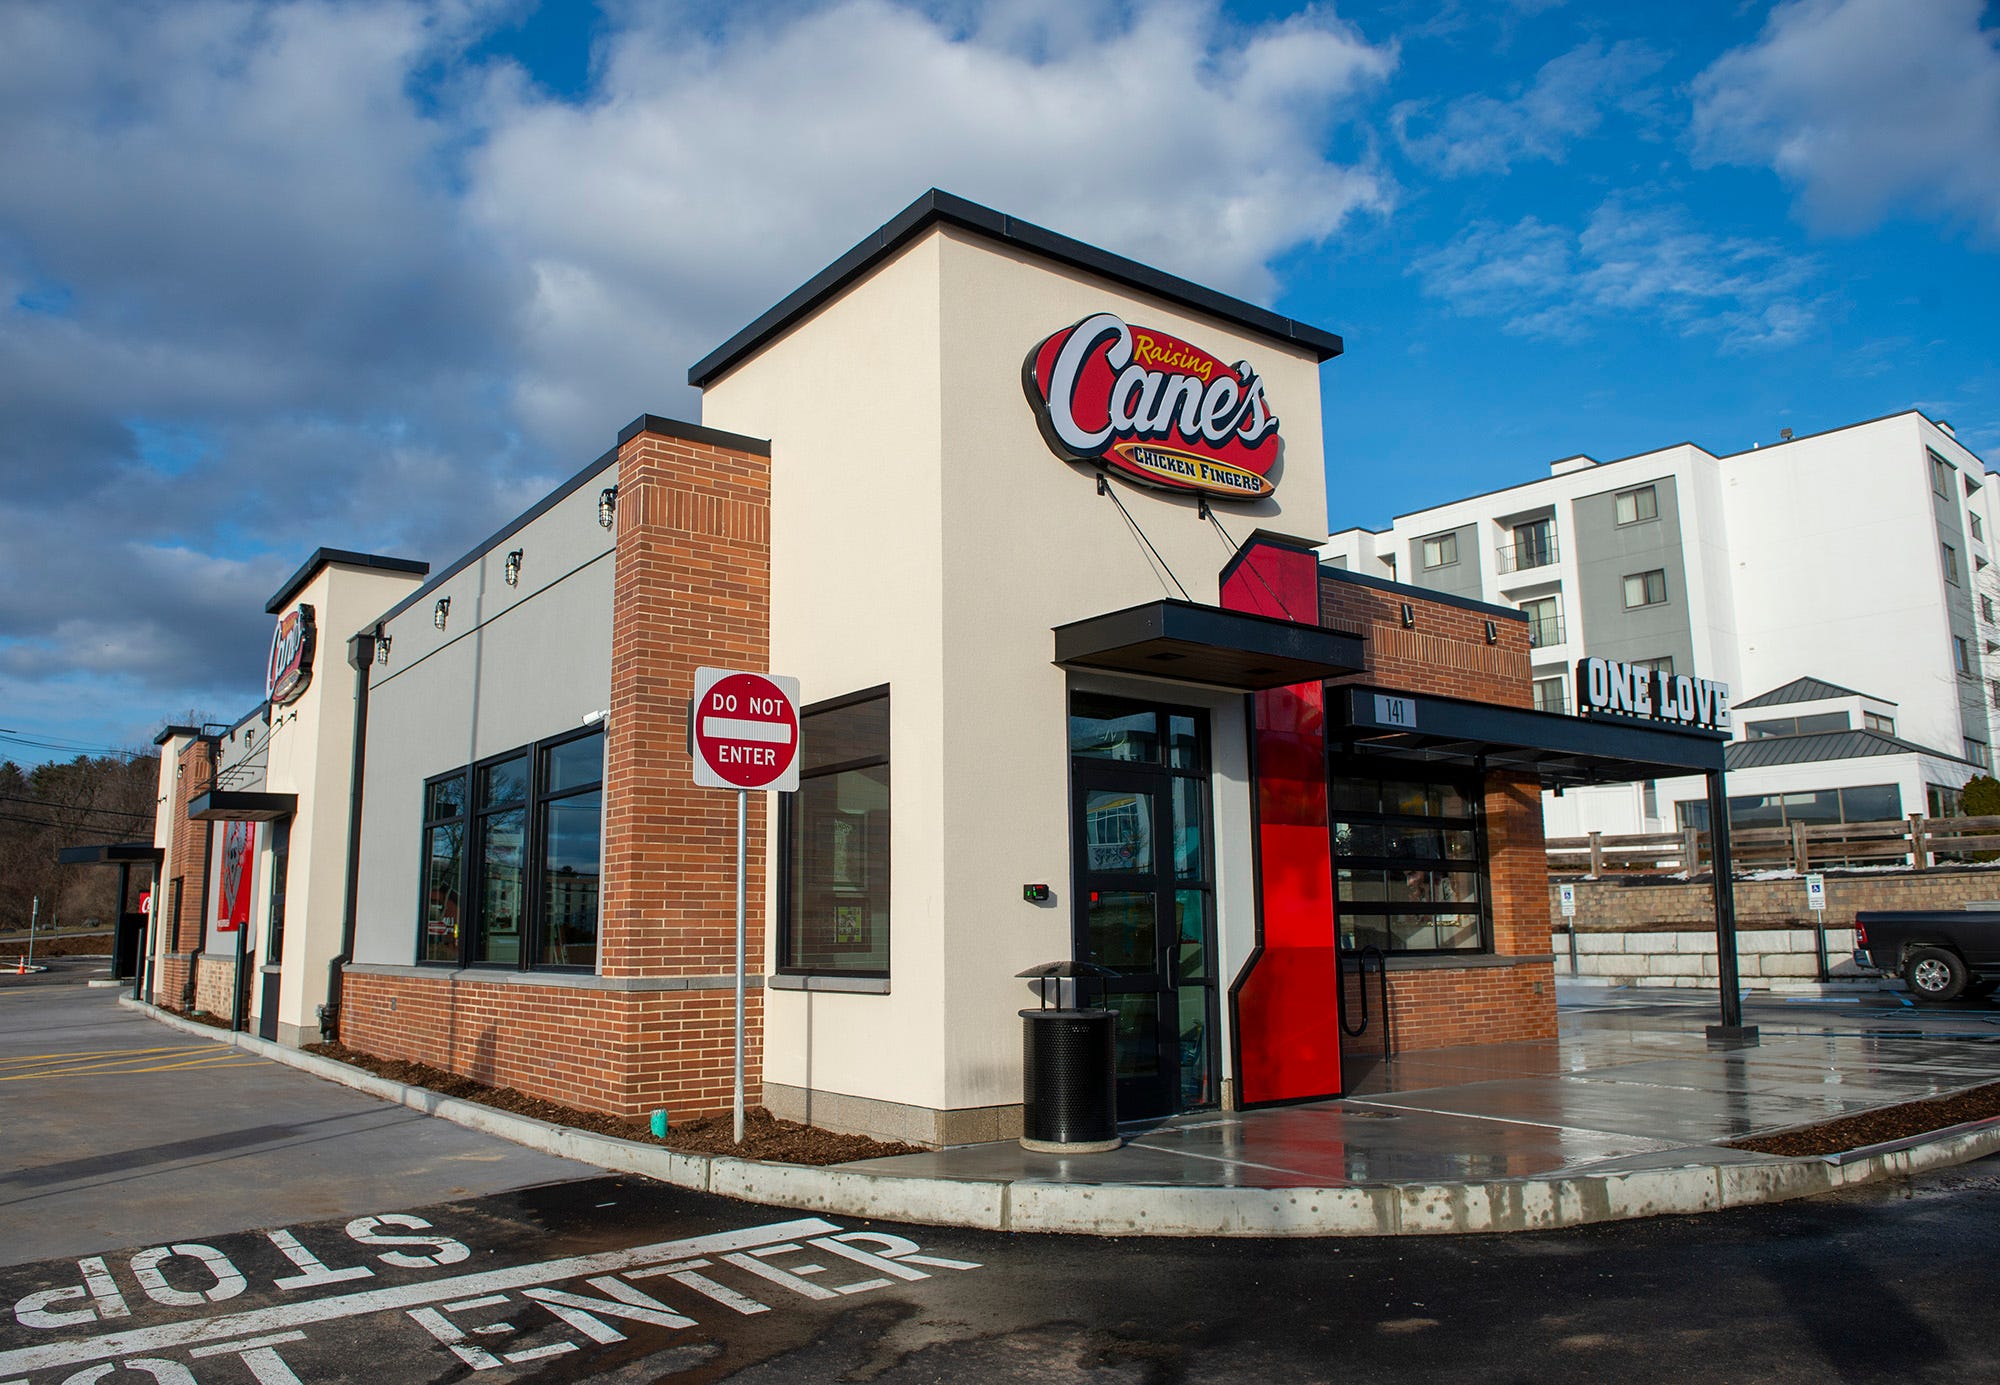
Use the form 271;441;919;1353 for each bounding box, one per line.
267;604;317;706
1024;312;1282;500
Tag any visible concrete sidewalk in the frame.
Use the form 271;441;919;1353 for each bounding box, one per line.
111;981;2000;1238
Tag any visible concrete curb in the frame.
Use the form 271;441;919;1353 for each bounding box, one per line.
120;997;2000;1239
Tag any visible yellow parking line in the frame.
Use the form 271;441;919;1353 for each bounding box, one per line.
0;1050;235;1081
0;1046;209;1066
0;1057;265;1082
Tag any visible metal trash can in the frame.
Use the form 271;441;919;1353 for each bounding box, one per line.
1017;961;1120;1153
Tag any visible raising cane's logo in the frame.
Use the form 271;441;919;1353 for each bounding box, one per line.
267;603;316;706
1023;312;1282;500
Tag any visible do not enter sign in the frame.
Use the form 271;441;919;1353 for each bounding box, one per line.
691;667;802;792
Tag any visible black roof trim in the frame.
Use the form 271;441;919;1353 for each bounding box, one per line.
57;841;164;866
152;724;200;746
616;413;771;456
1735;675;1874;709
266;548;429;615
687;189;1345;388
370;442;619;632
1319;563;1531;622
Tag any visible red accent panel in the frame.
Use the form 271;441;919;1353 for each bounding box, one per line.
1223;540;1342;1103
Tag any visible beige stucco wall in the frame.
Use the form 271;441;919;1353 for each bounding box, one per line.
258;562;428;1043
702;223;1334;1119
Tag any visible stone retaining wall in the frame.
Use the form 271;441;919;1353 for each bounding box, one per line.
1548;870;2000;987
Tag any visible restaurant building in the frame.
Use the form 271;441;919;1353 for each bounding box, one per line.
147;192;1739;1145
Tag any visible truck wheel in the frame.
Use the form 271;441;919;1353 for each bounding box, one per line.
1905;947;1969;1003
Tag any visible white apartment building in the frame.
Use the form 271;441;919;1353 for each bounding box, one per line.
1324;410;1995;838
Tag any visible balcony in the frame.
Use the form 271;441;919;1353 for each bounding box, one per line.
1533;684;1571;716
1526;615;1566;649
1496;535;1560;574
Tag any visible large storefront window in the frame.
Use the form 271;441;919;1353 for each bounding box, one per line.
1330;763;1488;955
417;726;603;971
1676;783;1903;831
780;687;890;976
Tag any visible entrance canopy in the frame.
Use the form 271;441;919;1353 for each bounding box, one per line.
56;842;164;866
1054;599;1365;692
187;789;296;822
1326;684;1727;787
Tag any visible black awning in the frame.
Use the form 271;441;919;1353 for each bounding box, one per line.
1328;684;1727;786
187;790;297;822
57;842;164;866
1054;600;1365;691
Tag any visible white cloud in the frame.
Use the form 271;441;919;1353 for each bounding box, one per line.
468;0;1396;445
1412;202;1822;351
0;0;1396;739
1394;39;1665;176
1692;0;2000;237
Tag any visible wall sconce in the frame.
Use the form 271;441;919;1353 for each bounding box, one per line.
1400;602;1415;629
433;597;450;631
1485;619;1498;645
504;549;523;587
376;630;392;664
598;485;619;529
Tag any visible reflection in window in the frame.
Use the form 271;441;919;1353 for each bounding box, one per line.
538;728;604;969
782;688;891;975
1329;764;1487;955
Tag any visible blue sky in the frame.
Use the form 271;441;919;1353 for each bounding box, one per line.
2;0;1996;764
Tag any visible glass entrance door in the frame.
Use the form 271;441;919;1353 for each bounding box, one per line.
1068;695;1217;1122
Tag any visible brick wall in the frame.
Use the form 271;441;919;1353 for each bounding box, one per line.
194;955;237;1018
1321;572;1534;709
343;971;761;1119
1552;869;2000;933
1316;572;1558;1055
339;418;775;1122
156;737;217;1012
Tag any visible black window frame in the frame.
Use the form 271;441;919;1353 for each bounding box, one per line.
414;723;606;973
1327;756;1492;958
1623;569;1668;609
777;684;891;979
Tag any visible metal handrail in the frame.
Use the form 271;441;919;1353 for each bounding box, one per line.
1340;944;1388;1046
1496;535;1560;574
1526;615;1566;648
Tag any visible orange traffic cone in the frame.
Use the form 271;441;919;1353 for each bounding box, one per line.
13;954;23;975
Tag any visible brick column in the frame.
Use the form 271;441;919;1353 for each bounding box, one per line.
157;737;215;1008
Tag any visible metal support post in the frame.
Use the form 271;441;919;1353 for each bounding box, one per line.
1705;769;1758;1046
734;788;747;1146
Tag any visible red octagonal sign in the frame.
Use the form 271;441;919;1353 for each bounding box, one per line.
692;667;802;792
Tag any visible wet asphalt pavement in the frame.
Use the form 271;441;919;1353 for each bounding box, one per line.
2;1159;1997;1384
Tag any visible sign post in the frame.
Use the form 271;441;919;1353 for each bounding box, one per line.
691;667;802;1144
1805;873;1826;912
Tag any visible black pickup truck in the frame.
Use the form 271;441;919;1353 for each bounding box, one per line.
1854;910;2000;1002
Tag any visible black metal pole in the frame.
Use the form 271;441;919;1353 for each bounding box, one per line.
1706;767;1757;1045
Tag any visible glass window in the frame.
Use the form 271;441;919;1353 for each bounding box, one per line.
1631;655;1675;676
1615;485;1659;525
1069;695;1158;763
1532;677;1567;715
1972;512;1984;541
1840;784;1903;823
1932;449;1953;497
1328;761;1486;956
420;771;467;965
536;729;603;969
1943;543;1961;585
1623;570;1668;608
1512;518;1556;570
1968;740;1992;771
1982;595;1995;624
1421;532;1458;568
1864;711;1896;735
1520;596;1562;649
782;688;891;975
1955;636;1973;675
1929;783;1963;818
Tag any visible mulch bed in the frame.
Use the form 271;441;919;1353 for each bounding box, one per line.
1729;1080;2000;1156
0;932;112;959
303;1042;923;1166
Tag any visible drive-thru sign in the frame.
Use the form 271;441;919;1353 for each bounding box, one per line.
691;666;802;1144
692;668;801;792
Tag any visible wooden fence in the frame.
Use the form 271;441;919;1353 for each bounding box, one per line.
1546;814;2000;877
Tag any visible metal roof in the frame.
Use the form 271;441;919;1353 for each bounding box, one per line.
1725;728;1962;769
1735;675;1874;709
